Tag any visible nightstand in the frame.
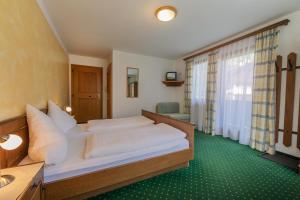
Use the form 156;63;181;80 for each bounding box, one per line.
0;162;44;200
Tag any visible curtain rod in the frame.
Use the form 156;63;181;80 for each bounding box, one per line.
183;19;290;61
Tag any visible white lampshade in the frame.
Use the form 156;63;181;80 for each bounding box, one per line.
156;6;177;22
65;106;72;113
0;134;23;150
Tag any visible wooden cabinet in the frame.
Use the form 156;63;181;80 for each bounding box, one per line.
19;164;43;200
0;162;44;200
29;184;42;200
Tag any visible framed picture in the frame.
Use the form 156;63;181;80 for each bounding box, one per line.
166;72;177;81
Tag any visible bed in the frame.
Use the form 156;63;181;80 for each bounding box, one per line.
0;110;195;200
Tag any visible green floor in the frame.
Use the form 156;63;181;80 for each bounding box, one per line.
89;132;300;200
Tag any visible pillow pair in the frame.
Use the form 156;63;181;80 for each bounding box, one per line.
26;101;77;165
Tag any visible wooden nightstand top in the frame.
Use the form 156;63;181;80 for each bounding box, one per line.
0;162;44;200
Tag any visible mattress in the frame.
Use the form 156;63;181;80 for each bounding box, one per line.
19;124;189;183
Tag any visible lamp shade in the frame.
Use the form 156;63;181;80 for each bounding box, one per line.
65;106;72;113
155;6;177;22
0;134;23;150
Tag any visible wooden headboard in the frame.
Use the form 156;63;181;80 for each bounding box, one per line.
0;109;46;169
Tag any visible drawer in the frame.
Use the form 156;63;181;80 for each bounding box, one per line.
30;183;41;200
19;167;43;200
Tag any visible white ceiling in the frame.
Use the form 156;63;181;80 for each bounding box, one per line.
41;0;300;59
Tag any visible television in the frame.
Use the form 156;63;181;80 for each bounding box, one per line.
166;72;177;81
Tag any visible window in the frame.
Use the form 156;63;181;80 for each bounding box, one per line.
190;54;208;130
215;36;255;144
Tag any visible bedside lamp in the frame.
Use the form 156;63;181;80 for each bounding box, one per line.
0;134;23;188
65;106;72;114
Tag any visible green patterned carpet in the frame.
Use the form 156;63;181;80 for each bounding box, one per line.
89;132;300;200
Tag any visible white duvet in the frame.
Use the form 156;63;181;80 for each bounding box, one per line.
87;116;154;132
85;123;186;159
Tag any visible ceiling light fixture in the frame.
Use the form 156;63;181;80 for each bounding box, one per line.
155;6;177;22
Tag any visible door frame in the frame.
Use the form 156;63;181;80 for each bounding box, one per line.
107;63;112;119
71;64;103;120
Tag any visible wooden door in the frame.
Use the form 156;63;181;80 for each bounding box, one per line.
72;65;103;123
107;63;112;119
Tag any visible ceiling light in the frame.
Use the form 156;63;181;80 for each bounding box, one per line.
155;6;177;22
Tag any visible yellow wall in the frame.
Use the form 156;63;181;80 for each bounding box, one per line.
0;0;68;121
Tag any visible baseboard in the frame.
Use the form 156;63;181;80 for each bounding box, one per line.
274;151;300;160
261;151;299;173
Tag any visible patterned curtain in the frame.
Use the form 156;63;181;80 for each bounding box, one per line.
204;52;218;135
250;28;279;155
184;59;193;114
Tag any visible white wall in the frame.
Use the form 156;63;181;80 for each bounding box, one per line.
112;50;182;118
69;54;109;118
276;10;300;158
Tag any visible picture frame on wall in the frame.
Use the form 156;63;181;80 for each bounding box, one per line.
166;72;177;81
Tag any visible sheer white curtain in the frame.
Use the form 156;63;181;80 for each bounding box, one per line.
190;54;208;131
215;37;255;144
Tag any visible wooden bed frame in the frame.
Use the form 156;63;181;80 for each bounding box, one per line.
0;109;195;200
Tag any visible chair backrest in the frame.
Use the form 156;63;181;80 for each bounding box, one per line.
156;102;179;114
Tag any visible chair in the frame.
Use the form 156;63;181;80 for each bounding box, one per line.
156;102;190;122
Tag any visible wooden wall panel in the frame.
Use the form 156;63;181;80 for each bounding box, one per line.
283;53;297;147
297;88;300;148
275;55;282;143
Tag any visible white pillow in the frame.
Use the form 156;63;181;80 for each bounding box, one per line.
26;104;68;165
47;100;77;133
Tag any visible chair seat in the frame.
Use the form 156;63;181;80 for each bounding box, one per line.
162;113;190;121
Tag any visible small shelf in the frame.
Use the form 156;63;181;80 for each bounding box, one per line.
162;80;185;87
